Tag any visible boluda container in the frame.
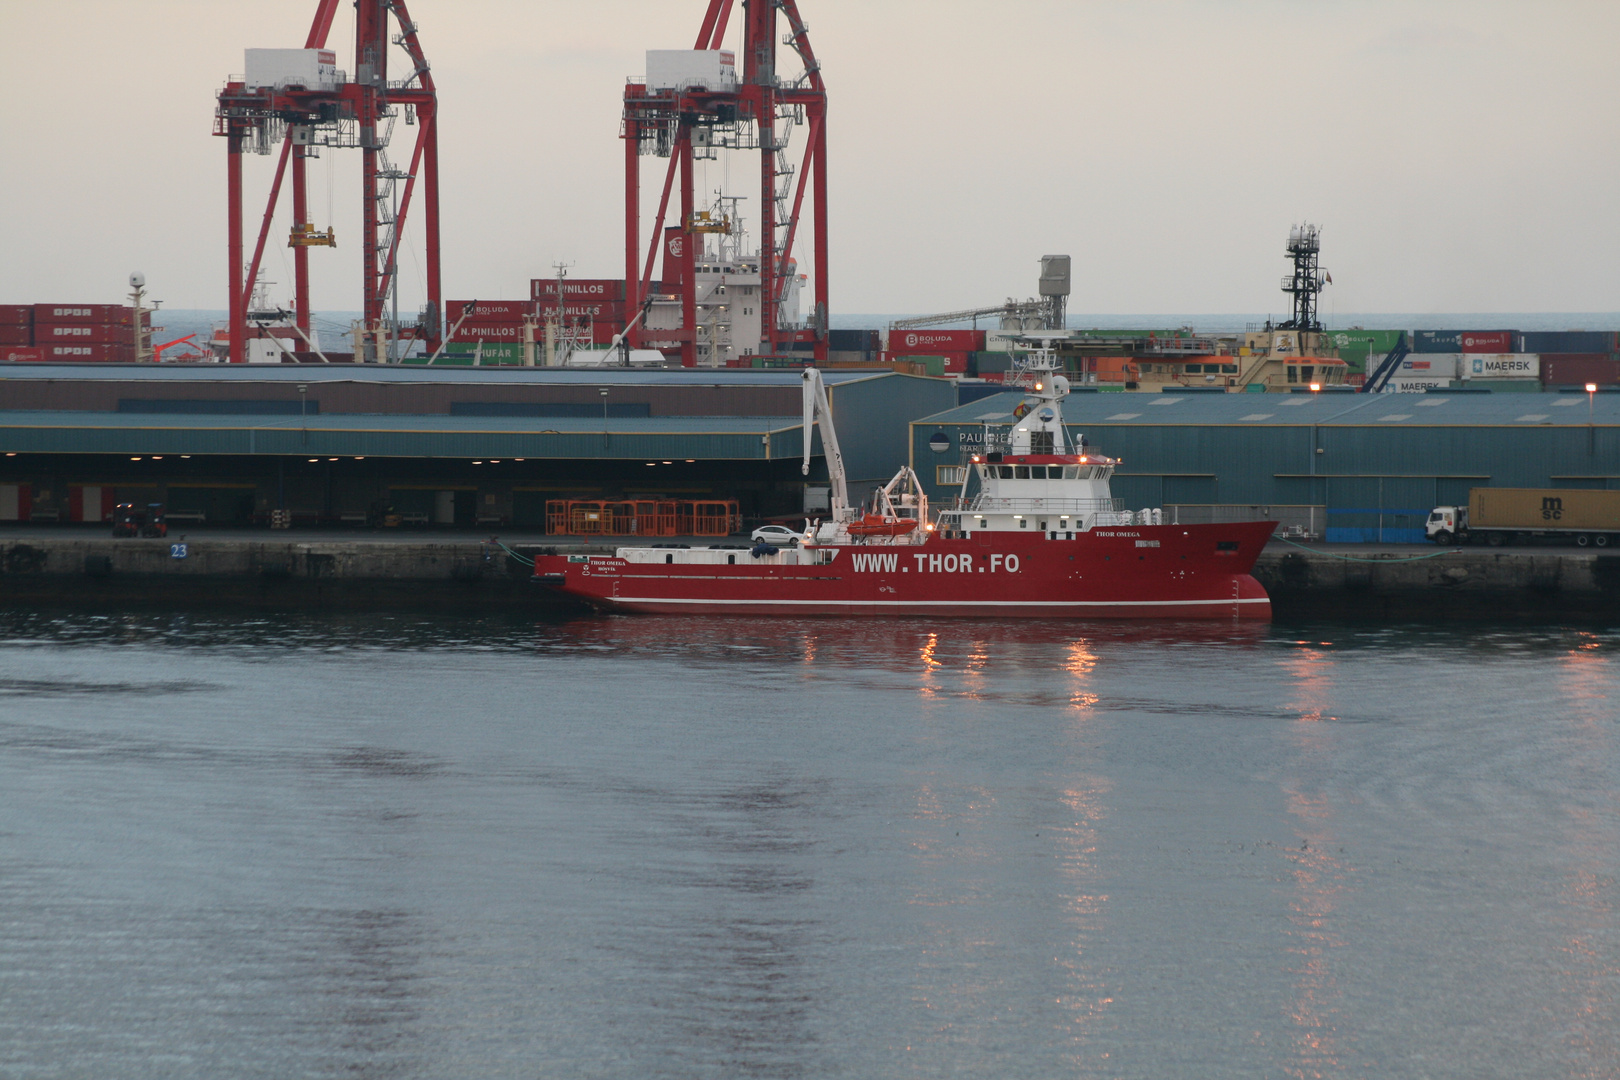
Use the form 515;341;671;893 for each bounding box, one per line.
1;346;47;362
1466;354;1539;379
1540;354;1620;386
1459;330;1515;353
446;299;535;323
885;329;985;354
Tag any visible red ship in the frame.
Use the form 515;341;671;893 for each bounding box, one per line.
534;361;1276;618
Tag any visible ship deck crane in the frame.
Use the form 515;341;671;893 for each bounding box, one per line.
802;368;850;524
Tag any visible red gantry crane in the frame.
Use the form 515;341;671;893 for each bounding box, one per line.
623;0;829;366
215;0;441;362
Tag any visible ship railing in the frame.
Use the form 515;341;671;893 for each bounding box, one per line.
960;497;1125;514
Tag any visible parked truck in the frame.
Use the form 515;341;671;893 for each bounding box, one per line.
1427;487;1620;547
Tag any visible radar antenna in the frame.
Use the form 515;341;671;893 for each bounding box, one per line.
1278;223;1327;332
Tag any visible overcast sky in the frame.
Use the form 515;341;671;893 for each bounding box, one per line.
2;1;1617;317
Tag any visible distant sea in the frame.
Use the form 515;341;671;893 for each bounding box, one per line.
147;309;1620;349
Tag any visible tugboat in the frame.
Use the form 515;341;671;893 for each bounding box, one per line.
533;356;1276;618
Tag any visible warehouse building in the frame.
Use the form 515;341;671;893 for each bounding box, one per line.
911;388;1620;542
0;365;954;529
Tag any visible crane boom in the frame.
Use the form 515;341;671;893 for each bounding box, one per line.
802;368;851;522
889;298;1052;331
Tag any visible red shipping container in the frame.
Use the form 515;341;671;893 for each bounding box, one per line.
530;278;625;302
39;343;135;362
33;323;138;344
449;322;527;343
1539;355;1620;386
2;346;47;362
0;304;31;325
537;300;617;320
0;326;31;345
1459;330;1514;353
33;304;139;325
446;299;535;323
887;329;986;354
942;352;969;373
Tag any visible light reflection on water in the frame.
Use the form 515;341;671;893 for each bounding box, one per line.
0;609;1617;1079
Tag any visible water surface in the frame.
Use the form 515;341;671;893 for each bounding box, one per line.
1;611;1616;1078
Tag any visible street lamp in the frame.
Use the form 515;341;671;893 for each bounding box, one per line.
1588;383;1598;455
600;387;610;450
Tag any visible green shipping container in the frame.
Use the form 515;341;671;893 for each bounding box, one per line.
414;342;528;365
1327;329;1404;354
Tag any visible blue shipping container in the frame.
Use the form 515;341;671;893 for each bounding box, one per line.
1413;330;1462;353
1520;331;1613;355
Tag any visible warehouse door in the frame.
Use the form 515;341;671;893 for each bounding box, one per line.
434;490;455;525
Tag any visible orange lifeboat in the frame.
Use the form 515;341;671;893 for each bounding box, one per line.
846;514;919;537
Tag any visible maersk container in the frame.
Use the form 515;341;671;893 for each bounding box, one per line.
1521;331;1612;355
1466;354;1539;379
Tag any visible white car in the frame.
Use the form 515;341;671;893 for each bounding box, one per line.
750;525;802;546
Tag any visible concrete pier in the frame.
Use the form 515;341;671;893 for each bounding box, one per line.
2;531;1618;620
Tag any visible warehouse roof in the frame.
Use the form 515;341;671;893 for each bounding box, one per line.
0;410;811;460
0;362;893;388
918;389;1620;427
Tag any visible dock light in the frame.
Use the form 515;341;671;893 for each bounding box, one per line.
489;459;500;464
181;455;190;459
472;460;482;465
353;456;364;460
514;458;523;462
686;459;695;463
662;461;672;465
328;457;338;461
4;452;14;457
1587;383;1599;393
307;458;318;463
1309;382;1321;393
152;456;162;460
645;462;656;466
131;457;142;461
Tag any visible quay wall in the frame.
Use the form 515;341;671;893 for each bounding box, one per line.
1;536;1618;621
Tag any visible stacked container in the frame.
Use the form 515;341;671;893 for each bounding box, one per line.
0;304;147;362
1529;330;1620;388
882;328;984;375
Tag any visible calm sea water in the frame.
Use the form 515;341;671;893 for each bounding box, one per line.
1;610;1617;1079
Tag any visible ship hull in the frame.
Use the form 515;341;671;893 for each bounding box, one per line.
534;520;1276;620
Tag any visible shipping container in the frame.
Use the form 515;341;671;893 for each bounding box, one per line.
1;346;47;362
0;326;31;345
829;328;879;352
0;304;31;325
243;48;340;91
530;278;627;302
1520;330;1612;355
1327;329;1404;354
535;301;617;321
1397;354;1461;379
448;322;527;343
1388;375;1452;393
885;329;986;354
1539;355;1620;386
38;344;135;362
1459;330;1515;353
1466;353;1539;379
33;323;138;345
1412;330;1462;353
446;299;536;324
1470;488;1620;533
32;304;140;325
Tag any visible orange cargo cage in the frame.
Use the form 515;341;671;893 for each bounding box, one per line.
545;499;741;537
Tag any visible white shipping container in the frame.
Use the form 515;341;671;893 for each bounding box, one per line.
1397;354;1460;379
244;48;341;91
645;49;737;92
1467;353;1540;379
